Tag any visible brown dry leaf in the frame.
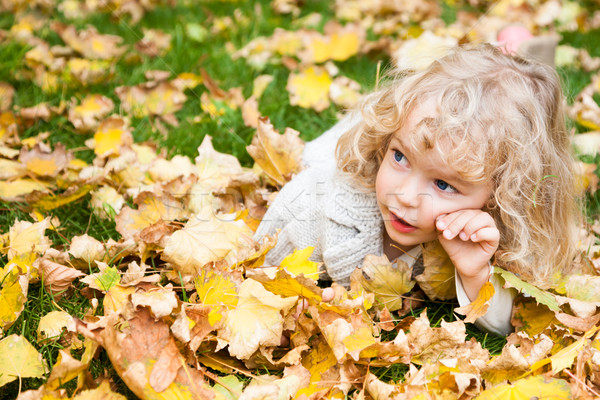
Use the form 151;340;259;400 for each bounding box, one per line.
76;307;214;398
135;28;171;57
417;240;456;300
217;278;297;359
287;65;332;112
454;281;495;323
246;117;304;187
69;234;106;267
89;116;134;158
194;135;247;190
576;161;599;193
115;81;186;124
19;102;52;122
38;259;85;297
115;191;186;241
482;344;530;384
329;75;362;109
53;22;125;60
68;94;114;132
0;82;15;111
355;254;415;311
19;143;71;178
162;213;253;275
241;96;261;128
569;79;600;131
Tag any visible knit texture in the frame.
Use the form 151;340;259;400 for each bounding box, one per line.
253;164;383;287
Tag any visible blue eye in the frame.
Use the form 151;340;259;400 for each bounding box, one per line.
435;180;457;193
393;150;404;163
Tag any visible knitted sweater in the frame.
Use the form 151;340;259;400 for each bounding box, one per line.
253;114;516;335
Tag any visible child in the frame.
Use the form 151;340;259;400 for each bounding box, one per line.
254;44;581;336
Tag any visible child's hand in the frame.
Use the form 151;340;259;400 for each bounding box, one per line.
435;209;499;300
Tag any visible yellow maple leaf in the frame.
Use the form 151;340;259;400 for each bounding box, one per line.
92;116;134;157
162;214;253;275
218;279;297;359
511;295;559;336
246;118;304;187
104;285;135;314
0;267;29;331
281;246;320;280
297;337;339;397
417;240;456;300
8;218;51;259
477;375;571;400
0;178;50;202
356;254;415;311
454;281;495;323
0;335;46;388
286;65;332;111
46;349;88;391
300;22;363;63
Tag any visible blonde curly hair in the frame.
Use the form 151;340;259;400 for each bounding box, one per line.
336;44;582;288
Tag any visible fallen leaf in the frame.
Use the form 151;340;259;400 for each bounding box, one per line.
218;278;297;359
135;28;171;57
495;267;560;311
417;240;456;300
355;254;415;311
45;349;88;391
0;82;15;111
299;21;364;63
68;94;114;132
477;375;571;399
281;246;321;280
511;295;559;336
90;116;134;158
131;285;179;318
8;218;52;259
28;184;95;211
162;213;253;275
39;259;85;296
53;22;126;60
76;308;213;398
0;267;29;331
0;335;46;388
0;179;50;201
454;281;495;323
286;65;332;112
246;117;304;186
392;31;458;71
37;311;76;342
81;265;120;292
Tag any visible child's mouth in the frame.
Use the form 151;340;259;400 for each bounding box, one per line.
390;212;417;233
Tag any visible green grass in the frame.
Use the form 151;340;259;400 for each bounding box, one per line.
0;0;598;398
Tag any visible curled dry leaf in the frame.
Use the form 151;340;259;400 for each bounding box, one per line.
246;117;304;187
454;281;495;323
0;82;15;111
19;102;52;122
20;143;72;178
53;22;126;60
131;285;179;318
69;234;106;266
39;259;85;296
162;213;253;275
217;279;298;359
37;310;76;342
68;94;114;132
76;308;214;398
135;28;172;57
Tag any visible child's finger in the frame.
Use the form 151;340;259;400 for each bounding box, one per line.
459;212;496;239
470;227;500;244
438;210;479;240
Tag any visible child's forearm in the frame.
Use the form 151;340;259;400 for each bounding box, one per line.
457;263;491;302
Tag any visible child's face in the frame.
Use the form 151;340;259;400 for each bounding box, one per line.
375;102;493;254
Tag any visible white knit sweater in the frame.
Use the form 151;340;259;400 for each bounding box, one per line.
254;114;516;335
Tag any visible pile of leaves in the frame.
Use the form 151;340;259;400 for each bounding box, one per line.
2;0;600;398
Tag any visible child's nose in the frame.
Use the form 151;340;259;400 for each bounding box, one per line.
393;175;421;208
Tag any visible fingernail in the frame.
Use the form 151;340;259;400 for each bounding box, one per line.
444;230;452;239
471;234;477;240
459;232;467;240
437;221;446;229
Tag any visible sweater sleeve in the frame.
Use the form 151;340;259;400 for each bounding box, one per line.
253;167;328;266
454;266;517;336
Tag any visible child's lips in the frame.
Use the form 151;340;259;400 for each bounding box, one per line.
390;211;417;233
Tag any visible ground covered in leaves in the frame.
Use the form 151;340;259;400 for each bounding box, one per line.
2;0;600;399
